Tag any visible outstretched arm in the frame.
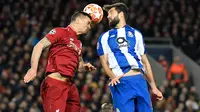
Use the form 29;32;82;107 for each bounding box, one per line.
141;54;163;100
24;37;51;83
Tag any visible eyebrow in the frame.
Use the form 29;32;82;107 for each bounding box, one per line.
109;8;115;13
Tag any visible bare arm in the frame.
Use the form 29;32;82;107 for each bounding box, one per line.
78;57;96;72
99;54;116;79
78;57;85;72
31;37;51;70
141;54;157;89
141;54;163;100
24;37;51;83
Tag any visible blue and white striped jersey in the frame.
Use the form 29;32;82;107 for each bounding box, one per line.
97;25;146;76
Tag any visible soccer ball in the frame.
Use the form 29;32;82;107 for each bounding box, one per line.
83;3;103;23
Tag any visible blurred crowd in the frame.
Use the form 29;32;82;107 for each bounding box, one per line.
156;55;199;112
0;0;200;112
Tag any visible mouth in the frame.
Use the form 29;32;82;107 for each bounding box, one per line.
108;18;112;22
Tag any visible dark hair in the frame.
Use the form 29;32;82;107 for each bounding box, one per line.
103;3;129;21
114;5;129;21
71;11;92;22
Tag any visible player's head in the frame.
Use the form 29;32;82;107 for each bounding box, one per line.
103;3;129;28
70;11;92;34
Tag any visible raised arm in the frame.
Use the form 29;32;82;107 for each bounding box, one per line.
24;37;51;83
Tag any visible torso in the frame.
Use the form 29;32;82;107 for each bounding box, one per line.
45;26;82;79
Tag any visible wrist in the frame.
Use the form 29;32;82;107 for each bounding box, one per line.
31;67;37;70
111;76;116;79
151;87;158;91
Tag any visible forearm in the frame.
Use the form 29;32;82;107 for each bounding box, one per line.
144;64;157;89
78;64;86;72
30;37;51;70
30;43;44;70
78;57;85;72
101;60;116;79
142;55;157;89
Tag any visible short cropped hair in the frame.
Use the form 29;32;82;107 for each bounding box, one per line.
71;11;92;22
103;3;129;21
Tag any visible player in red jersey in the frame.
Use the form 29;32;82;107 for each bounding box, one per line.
23;11;96;112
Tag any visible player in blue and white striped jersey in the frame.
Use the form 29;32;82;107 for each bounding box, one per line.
97;3;163;112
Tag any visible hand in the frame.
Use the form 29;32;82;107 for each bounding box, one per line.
84;63;96;71
23;68;37;83
152;88;163;100
108;76;122;86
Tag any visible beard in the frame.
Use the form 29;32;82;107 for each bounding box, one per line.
109;16;120;28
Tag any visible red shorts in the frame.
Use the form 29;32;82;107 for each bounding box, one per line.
40;76;80;112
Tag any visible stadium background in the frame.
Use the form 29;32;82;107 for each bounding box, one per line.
0;0;200;111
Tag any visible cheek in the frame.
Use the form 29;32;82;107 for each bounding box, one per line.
83;24;87;28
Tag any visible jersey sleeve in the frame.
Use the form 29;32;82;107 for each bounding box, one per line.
135;30;146;55
97;32;109;56
45;28;63;44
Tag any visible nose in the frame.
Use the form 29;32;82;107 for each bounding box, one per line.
107;15;110;19
88;25;91;29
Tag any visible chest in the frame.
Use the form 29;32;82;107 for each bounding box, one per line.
107;30;136;51
59;35;82;55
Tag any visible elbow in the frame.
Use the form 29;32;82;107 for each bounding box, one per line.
34;42;45;50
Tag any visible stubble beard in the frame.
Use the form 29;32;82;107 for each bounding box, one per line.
109;16;120;28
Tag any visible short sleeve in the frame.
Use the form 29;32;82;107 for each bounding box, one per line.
45;28;63;44
97;32;109;56
135;30;146;55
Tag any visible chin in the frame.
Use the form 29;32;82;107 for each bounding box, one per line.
84;31;88;34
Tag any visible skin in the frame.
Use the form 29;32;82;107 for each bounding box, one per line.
24;15;96;83
100;7;163;100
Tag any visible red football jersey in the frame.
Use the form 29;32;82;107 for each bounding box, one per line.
45;26;82;77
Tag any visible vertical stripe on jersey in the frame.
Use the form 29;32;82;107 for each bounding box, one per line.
108;28;130;74
101;31;124;76
125;26;143;68
97;33;105;56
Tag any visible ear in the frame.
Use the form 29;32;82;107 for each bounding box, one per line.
75;18;80;24
119;12;124;19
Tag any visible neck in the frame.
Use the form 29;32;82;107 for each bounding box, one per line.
116;19;126;28
69;23;81;35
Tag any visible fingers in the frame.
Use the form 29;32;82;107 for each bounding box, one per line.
157;94;163;100
24;74;33;83
116;79;120;84
108;78;120;86
24;72;31;83
153;90;163;100
85;63;96;71
23;70;36;83
24;76;31;83
89;66;96;71
24;75;35;83
156;95;163;100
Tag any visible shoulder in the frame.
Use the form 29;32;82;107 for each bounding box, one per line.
49;27;67;34
125;25;142;35
128;26;143;39
126;25;144;41
134;29;143;39
98;31;110;41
